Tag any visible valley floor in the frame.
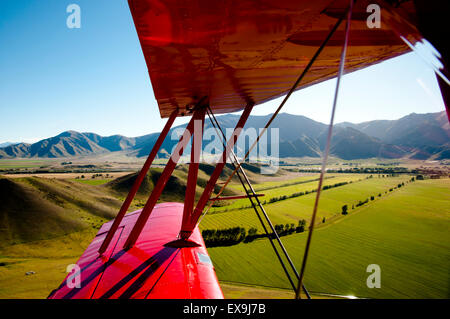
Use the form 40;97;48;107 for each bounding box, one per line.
0;169;448;299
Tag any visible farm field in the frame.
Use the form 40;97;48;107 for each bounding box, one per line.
201;174;412;232
207;178;450;299
0;229;98;298
72;179;112;185
209;173;370;213
4;172;134;180
0;159;52;170
0;167;448;299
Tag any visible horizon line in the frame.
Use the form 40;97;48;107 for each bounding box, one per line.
1;109;446;145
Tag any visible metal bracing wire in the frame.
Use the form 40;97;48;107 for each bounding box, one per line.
202;106;311;298
208;12;348;199
194;3;353;298
295;0;354;299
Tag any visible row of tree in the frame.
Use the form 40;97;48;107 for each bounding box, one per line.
202;219;307;247
341;177;415;215
214;177;372;213
294;167;410;174
211;174;403;214
268;180;356;204
205;176;419;246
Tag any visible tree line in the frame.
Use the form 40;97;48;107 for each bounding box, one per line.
218;179;362;212
204;176;419;247
202;219;307;247
341;177;414;215
211;175;410;214
292;167;411;174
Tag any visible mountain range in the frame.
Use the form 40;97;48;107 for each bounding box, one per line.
0;111;448;160
0;142;16;148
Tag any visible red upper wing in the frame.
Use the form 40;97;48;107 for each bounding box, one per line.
129;0;421;118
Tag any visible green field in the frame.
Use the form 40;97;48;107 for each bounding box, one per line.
0;229;98;298
72;179;112;185
209;173;369;213
201;175;412;232
0;159;51;169
0;169;448;299
208;179;450;298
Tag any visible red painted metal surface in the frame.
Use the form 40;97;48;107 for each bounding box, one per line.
181;107;206;234
124;109;200;249
99;109;178;255
49;0;444;300
128;0;420;118
180;103;253;239
48;203;223;299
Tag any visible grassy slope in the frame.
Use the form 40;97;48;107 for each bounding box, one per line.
0;165;239;249
0;178;86;246
105;167;238;205
208;179;450;298
0;175;125;298
21;177;122;220
73;179;111;186
0;174;128;298
0;166;239;298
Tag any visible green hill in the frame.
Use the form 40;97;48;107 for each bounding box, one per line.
0;174;129;248
0;178;84;247
105;166;239;204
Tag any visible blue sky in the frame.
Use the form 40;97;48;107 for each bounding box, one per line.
0;0;446;144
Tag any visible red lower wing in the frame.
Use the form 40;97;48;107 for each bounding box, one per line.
48;203;223;299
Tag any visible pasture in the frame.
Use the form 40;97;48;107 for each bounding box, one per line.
0;168;448;299
208;178;450;298
201;174;412;232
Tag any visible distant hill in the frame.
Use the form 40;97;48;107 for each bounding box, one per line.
82;133;137;152
1;111;448;160
0;131;107;158
336;111;450;159
323;127;408;160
